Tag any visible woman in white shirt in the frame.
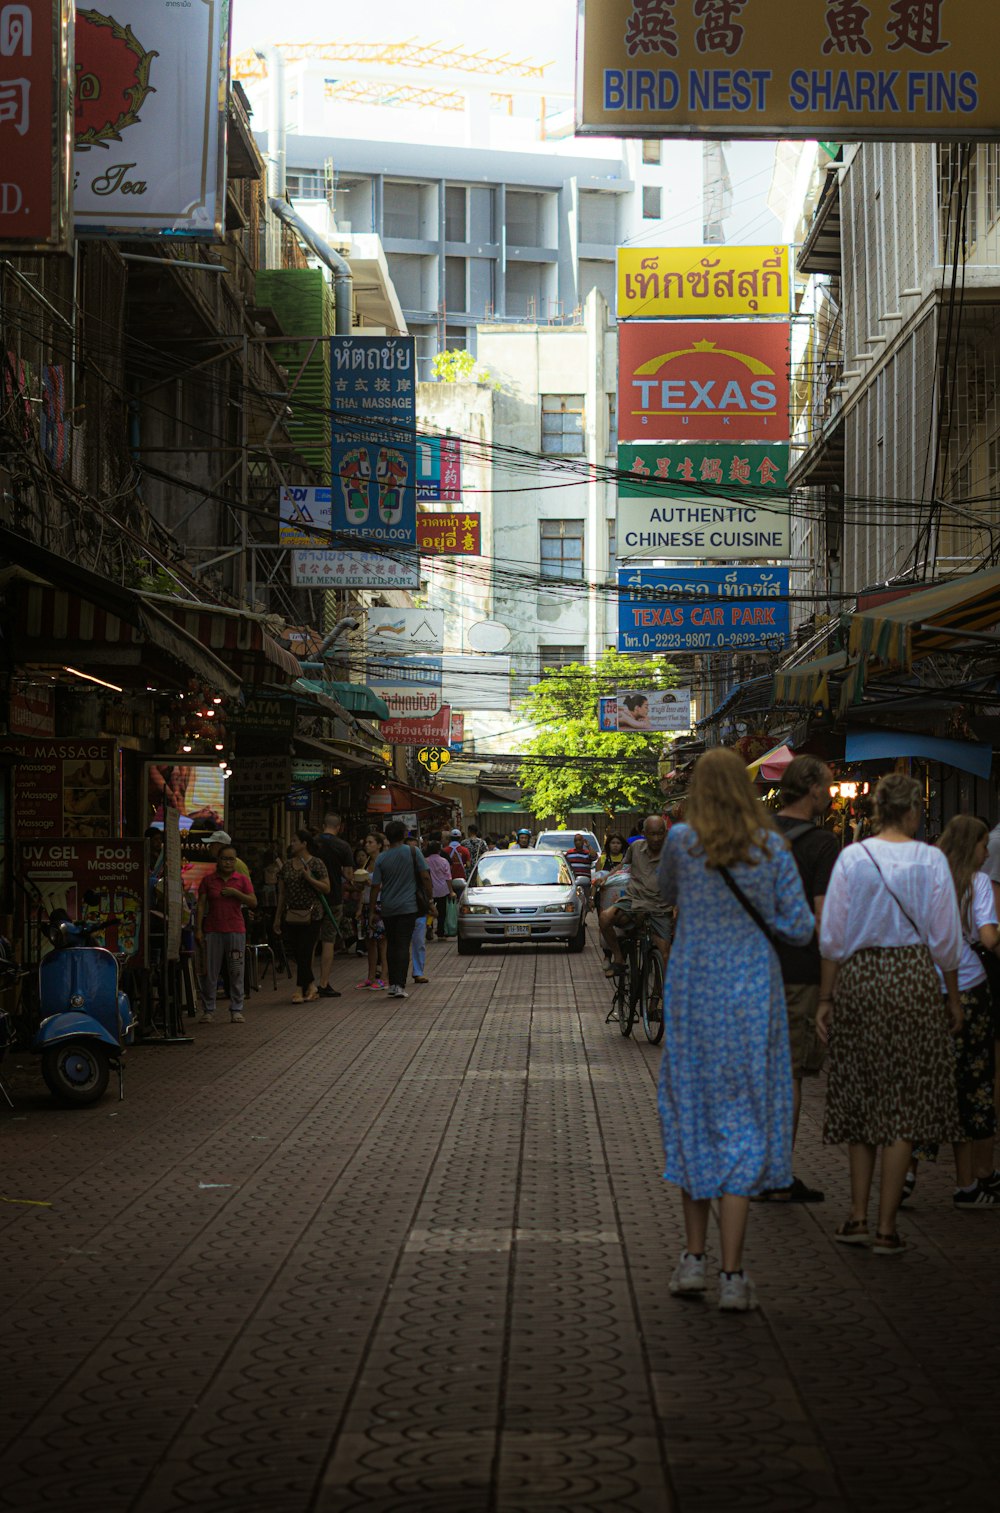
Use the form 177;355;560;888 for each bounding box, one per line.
818;773;962;1255
931;816;1000;1207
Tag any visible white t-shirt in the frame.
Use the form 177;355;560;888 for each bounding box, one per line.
820;838;961;972
934;870;998;993
983;824;1000;884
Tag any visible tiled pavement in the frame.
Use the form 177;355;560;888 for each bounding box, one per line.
1;930;998;1513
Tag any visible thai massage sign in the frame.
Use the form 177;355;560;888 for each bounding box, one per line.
618;247;789;319
0;2;72;250
618;322;790;443
73;1;231;236
617;567;790;653
617;443;790;560
330;337;417;547
576;0;1000;140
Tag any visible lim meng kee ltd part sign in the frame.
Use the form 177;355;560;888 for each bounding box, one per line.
577;0;1000;140
617;567;790;654
619;322;790;443
73;1;232;236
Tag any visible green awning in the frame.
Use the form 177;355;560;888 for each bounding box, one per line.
294;678;390;721
477;800;528;814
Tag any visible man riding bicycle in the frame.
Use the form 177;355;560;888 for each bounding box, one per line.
598;814;671;978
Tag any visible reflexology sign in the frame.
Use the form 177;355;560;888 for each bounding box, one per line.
330;337;417;547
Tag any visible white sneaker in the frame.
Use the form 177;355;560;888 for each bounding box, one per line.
387;985;409;999
718;1271;758;1312
198;1012;215;1024
230;1012;245;1023
668;1252;707;1296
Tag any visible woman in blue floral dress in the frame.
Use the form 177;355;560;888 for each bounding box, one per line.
655;748;815;1311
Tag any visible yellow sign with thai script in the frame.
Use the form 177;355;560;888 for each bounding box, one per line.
578;1;1000;140
618;246;789;319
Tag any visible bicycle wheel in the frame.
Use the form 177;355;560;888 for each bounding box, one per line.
620;941;638;1037
641;948;665;1044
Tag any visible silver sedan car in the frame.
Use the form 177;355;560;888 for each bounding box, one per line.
456;848;587;955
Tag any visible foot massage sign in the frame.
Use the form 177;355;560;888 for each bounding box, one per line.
330;338;417;546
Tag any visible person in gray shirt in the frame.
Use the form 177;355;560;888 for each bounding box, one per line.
370;820;431;999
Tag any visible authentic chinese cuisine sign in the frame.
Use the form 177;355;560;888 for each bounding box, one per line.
617;442;790;560
73;0;231;236
617;566;790;653
618;322;790;443
577;0;1000;140
618;246;789;319
0;2;72;250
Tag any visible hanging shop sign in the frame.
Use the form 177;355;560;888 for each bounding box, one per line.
73;1;231;237
615;687;693;732
228;694;297;737
284;785;311;813
290;548;420;590
617;442;790;560
598;696;619;733
617;567;790;654
576;0;1000;141
417;511;482;556
0;1;73;252
0;737;118;839
417;436;462;502
618;322;790;444
228;755;293;804
330;337;417;546
450;712;465;753
618;247;789;320
382;708;453;748
368;658;444;725
18;839;146;963
416;745;452;776
367;608;444;659
146;759;226;833
7;685;56;737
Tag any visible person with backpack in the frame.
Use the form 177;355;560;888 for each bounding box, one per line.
465;823;488;873
758;755;840;1203
443;827;471;877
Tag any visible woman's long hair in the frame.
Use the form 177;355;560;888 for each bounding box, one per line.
686;747;777;868
937;815;989;933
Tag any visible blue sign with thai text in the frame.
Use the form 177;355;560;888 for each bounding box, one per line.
617;567;790;654
330;337;417;546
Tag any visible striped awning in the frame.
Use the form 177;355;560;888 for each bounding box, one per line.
17;584;241;695
149;599;302;681
773;650;850;711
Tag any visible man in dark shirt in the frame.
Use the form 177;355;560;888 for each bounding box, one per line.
767;755;839;1203
313;811;354;998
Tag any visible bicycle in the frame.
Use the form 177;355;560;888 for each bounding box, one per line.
605;915;665;1044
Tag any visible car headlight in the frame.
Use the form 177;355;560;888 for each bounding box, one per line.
460;904;491;916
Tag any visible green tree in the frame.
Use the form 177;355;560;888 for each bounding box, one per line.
517;648;681;824
431;348;500;388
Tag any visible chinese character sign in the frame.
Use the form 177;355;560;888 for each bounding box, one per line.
0;2;72;250
73;1;231;236
618;323;790;443
416;436;462;501
617;443;790;560
417;512;482;556
578;0;1000;139
618;247;789;319
330;337;417;546
617;567;790;653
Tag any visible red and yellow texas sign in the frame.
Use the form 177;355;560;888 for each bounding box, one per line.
618;321;790;444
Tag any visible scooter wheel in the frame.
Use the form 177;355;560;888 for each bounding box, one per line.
41;1041;110;1106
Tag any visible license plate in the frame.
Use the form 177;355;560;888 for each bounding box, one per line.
504;924;531;937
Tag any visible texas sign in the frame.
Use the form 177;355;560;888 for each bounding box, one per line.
618;322;790;443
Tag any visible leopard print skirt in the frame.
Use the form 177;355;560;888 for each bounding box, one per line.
823;945;962;1147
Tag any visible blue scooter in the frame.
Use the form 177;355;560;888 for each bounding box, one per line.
33;901;135;1106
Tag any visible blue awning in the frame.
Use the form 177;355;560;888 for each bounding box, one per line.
845;729;993;780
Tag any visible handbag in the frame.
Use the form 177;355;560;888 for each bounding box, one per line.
284;906;315;925
717;865;784;954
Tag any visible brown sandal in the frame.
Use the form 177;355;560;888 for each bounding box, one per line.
834;1219;870;1245
872;1230;906;1256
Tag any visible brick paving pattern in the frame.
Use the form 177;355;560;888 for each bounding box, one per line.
1;932;998;1511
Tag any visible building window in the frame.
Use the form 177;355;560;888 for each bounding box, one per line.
541;394;585;455
642;141;662;165
540;520;584;581
607;393;618;449
608;518;618;580
642;185;662;220
538;644;586;677
445;256;467;312
445;185;467;242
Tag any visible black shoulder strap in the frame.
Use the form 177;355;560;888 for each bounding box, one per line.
717;865;782;954
781;820;816;847
860;844;923;940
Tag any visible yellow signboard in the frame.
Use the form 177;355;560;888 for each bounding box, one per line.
417;746;452;776
618;246;788;319
577;1;1000;140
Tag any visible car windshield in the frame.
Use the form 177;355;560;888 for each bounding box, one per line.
472;854;572;887
536;832;598;853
